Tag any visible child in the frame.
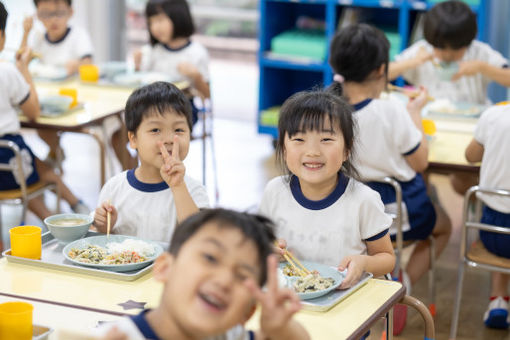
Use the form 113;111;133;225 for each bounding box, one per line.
465;103;510;329
93;81;209;242
96;208;310;340
389;0;510;105
134;0;210;125
20;0;95;168
259;89;395;290
329;23;451;289
0;2;88;220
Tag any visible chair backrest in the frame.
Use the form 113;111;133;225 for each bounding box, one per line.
461;185;510;271
0;140;29;200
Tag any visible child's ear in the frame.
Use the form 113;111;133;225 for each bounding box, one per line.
377;64;386;77
128;131;137;149
153;252;174;282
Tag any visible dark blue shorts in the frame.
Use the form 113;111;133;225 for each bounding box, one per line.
480;206;510;259
0;134;39;190
367;174;437;241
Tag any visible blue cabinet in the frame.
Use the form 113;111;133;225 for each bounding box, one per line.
257;0;489;138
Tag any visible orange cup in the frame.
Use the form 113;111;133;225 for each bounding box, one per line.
0;302;33;340
9;226;42;260
79;64;100;82
58;88;78;108
422;118;437;136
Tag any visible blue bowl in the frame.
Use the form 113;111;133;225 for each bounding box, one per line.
44;213;93;243
63;235;164;272
436;61;459;81
99;61;128;80
40;95;73;114
280;261;345;300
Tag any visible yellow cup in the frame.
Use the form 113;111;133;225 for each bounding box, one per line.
422;118;437;136
79;64;100;82
9;226;42;260
0;302;33;340
58;88;78;108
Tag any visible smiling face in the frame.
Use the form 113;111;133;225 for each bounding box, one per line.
128;109;190;174
284;116;347;198
148;12;173;45
36;0;72;40
156;222;261;338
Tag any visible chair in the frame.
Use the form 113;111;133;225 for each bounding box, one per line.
450;185;510;339
377;177;436;316
0;140;60;252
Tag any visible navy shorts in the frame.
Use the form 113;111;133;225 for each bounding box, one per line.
367;174;437;241
480;206;510;258
0;134;39;190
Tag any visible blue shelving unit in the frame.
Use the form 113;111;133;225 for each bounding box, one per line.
257;0;489;138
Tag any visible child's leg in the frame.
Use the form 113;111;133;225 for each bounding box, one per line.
406;203;452;284
35;158;79;207
111;128;137;170
27;195;53;220
37;129;61;159
491;273;510;297
450;172;478;196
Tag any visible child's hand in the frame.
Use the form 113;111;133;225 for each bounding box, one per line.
23;16;33;33
451;60;483;81
177;62;200;80
133;49;142;71
338;255;367;289
406;86;428;115
416;46;433;65
102;327;128;340
93;201;118;233
15;47;32;72
65;59;80;76
245;255;302;338
159;136;186;188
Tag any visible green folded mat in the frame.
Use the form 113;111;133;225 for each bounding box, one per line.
260;107;280;127
271;29;327;61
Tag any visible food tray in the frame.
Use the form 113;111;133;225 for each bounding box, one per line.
34;324;53;340
40;102;85;118
300;272;373;312
2;231;164;281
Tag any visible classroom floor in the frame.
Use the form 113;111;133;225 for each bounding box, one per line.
1;54;509;340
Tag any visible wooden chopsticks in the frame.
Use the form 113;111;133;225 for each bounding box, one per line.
106;199;111;238
387;84;435;102
276;241;310;277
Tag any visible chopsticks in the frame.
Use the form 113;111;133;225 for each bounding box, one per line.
275;241;310;277
387;84;435;102
106;199;111;238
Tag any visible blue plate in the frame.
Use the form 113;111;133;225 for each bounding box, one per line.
279;261;345;300
63;235;164;272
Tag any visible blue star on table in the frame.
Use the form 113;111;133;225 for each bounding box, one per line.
118;299;147;310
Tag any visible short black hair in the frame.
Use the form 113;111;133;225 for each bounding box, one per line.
33;0;72;6
146;0;195;46
169;209;276;286
124;81;192;133
329;24;389;85
0;2;7;32
276;89;359;180
423;0;477;49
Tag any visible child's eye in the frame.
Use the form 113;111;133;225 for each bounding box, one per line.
291;138;304;142
322;138;333;142
150;128;160;133
202;253;217;264
175;128;185;133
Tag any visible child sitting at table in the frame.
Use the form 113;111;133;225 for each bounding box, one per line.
389;0;510;105
134;0;210;126
259;89;395;290
465;103;510;329
96;208;310;340
93;81;209;242
0;2;89;220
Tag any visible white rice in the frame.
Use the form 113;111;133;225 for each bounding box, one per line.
106;239;156;257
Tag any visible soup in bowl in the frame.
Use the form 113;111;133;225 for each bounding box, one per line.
44;213;93;243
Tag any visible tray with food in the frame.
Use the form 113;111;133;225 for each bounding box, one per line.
2;231;166;281
425;99;486;118
33;324;53;340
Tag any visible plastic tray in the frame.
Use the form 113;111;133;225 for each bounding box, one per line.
300;272;373;312
2;231;162;281
34;324;53;340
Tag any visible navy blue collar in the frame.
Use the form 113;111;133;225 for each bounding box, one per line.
290;173;349;210
130;309;160;340
352;98;373;111
162;40;191;52
127;169;169;192
45;27;71;44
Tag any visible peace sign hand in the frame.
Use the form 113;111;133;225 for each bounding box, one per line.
159;136;186;188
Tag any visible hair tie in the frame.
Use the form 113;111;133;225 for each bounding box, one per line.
333;74;345;83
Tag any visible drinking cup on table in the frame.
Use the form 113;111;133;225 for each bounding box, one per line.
79;64;100;82
59;88;78;108
9;226;42;259
0;301;34;340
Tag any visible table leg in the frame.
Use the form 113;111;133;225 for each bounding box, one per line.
401;295;435;340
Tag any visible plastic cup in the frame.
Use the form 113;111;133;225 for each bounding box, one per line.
0;302;33;340
9;226;42;260
79;64;100;82
422;118;437;136
58;88;78;108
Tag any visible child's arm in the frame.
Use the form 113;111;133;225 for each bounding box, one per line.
465;138;484;163
19;16;33;51
452;61;510;87
246;255;311;340
16;48;39;120
338;233;395;288
93;201;118;233
159;138;199;223
177;62;211;98
404;88;429;173
65;56;93;76
388;47;433;81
